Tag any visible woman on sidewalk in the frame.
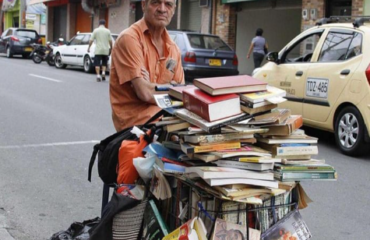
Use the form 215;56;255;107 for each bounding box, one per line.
247;28;268;69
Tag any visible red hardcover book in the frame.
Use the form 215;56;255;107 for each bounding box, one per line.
169;85;196;100
182;87;241;122
193;75;267;96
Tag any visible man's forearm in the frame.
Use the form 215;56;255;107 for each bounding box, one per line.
132;78;177;104
131;77;157;104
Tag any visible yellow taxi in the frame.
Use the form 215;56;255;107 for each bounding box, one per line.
253;17;370;156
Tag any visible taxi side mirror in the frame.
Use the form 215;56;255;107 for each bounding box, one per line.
266;52;279;64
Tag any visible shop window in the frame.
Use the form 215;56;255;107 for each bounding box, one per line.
325;0;352;16
13;16;19;28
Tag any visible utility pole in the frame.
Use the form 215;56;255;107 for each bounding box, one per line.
20;0;27;28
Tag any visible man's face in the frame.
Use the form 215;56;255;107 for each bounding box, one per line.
142;0;176;28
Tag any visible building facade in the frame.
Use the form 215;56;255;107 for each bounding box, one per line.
1;0;369;74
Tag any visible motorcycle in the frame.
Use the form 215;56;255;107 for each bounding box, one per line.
30;38;64;66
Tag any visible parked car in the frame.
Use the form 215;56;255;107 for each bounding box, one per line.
168;30;239;82
53;32;118;72
252;17;370;156
0;28;42;58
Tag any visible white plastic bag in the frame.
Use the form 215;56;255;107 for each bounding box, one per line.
133;153;156;182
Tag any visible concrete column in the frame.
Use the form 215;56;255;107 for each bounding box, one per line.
107;1;132;34
365;0;370;15
201;5;211;34
67;3;77;39
46;6;54;42
214;1;236;49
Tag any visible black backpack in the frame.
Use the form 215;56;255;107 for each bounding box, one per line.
88;110;166;184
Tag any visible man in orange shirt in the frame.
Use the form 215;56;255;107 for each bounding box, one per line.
110;0;184;131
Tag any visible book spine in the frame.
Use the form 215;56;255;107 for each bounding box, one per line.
164;162;186;173
208;114;252;132
216;160;262;170
274;146;318;156
275;171;337;180
149;200;169;235
277;166;334;171
183;90;211;122
288;115;303;131
188;142;241;154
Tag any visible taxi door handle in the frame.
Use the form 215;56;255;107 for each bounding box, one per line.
340;69;350;75
296;71;303;77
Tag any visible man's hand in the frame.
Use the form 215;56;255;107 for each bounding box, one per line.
87;48;90;53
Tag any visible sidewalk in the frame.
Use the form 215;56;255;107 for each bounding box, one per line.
0;208;15;240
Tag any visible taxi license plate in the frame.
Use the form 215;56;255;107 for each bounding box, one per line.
25;47;33;52
306;77;329;99
209;59;221;66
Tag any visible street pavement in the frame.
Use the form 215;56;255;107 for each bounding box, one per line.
0;55;370;239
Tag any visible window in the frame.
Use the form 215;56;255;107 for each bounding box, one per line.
170;33;185;51
318;31;362;62
81;35;91;44
16;30;37;39
69;35;85;45
283;32;322;63
6;30;13;37
187;34;231;50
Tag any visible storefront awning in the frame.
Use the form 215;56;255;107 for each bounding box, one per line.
29;0;54;5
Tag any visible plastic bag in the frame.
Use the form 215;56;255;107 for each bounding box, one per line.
133;153;156;182
49;217;100;240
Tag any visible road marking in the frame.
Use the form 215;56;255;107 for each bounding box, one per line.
0;140;99;149
29;74;62;83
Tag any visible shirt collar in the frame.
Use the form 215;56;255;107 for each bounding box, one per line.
137;18;176;48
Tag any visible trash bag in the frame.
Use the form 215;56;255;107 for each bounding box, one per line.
49;217;100;240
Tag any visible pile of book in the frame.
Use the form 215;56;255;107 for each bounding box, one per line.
142;75;337;240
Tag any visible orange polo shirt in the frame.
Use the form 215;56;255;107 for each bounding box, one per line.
110;18;184;131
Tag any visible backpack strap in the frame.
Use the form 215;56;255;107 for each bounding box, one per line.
143;109;168;126
87;109;167;182
88;144;100;182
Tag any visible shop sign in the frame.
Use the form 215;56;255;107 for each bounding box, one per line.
41;14;46;24
2;0;17;11
26;14;37;20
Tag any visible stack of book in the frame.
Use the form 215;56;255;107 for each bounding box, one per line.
239;85;287;114
273;159;337;182
255;114;319;160
144;74;338;239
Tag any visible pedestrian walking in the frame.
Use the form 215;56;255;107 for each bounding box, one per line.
87;19;113;82
247;28;268;69
109;0;184;131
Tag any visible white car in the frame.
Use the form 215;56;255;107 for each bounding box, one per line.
53;32;118;73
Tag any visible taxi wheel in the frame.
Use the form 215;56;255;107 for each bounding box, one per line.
334;106;368;156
